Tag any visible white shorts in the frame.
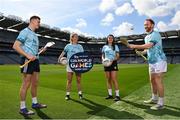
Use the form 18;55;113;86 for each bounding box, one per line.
66;64;73;73
149;61;167;74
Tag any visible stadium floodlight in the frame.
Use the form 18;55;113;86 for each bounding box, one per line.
7;15;22;21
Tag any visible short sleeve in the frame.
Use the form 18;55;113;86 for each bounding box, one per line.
64;44;69;53
79;44;84;52
149;32;159;45
115;45;119;52
16;29;27;44
101;45;105;53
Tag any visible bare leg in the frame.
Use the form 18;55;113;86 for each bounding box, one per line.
31;72;39;98
75;73;82;92
20;74;32;101
66;72;73;93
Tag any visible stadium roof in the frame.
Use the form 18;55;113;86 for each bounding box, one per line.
0;12;179;44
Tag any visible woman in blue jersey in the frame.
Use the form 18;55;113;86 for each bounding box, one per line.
58;33;84;100
102;34;120;101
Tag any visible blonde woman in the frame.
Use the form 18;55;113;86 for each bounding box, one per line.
58;33;84;100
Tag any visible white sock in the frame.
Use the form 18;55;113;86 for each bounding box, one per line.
158;97;164;106
152;93;158;100
20;101;26;109
115;90;119;97
78;91;82;95
108;89;112;96
32;97;38;104
66;92;70;95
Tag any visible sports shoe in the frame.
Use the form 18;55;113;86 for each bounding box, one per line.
150;104;164;110
32;103;47;109
105;95;113;99
19;108;35;115
144;98;158;104
114;96;121;101
79;94;83;100
65;95;70;100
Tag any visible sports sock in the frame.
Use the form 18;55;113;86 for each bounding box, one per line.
20;101;26;109
66;92;70;95
152;93;158;100
158;97;164;106
115;90;119;97
108;89;112;96
32;97;38;104
78;91;82;95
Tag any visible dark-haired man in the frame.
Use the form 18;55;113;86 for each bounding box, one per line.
128;19;167;110
13;16;47;115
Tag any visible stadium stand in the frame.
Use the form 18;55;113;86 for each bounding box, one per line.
0;13;180;64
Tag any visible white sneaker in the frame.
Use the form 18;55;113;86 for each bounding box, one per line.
150;104;164;110
65;95;70;100
144;98;157;104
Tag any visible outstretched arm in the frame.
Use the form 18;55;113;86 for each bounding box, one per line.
129;43;154;49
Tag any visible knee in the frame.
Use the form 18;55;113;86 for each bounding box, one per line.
107;78;112;83
77;79;81;84
32;81;38;87
67;80;72;85
22;80;31;90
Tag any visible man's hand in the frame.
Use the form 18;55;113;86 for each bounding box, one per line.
26;54;36;61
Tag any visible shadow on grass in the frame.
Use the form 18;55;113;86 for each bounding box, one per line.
21;114;32;119
34;109;51;119
122;99;180;117
145;106;180;117
71;98;143;119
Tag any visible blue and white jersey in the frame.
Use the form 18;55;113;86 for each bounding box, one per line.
64;43;84;60
145;31;166;64
102;45;119;61
16;27;39;58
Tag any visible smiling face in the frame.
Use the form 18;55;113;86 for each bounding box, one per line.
144;20;154;33
107;35;114;44
71;33;79;44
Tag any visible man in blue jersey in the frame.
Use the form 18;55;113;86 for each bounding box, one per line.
129;19;167;110
13;16;47;115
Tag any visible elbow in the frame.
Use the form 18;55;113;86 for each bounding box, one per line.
12;44;16;50
12;44;15;49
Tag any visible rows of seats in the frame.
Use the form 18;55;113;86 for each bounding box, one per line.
0;29;180;64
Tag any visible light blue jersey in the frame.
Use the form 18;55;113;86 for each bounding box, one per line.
64;43;84;60
145;31;166;64
102;45;119;61
16;27;39;58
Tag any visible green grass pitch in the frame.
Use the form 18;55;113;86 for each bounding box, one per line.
0;64;179;119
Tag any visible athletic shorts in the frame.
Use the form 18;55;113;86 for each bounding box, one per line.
104;60;118;71
20;57;40;74
149;60;167;74
66;64;73;73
